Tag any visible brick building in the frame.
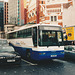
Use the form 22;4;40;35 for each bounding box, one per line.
24;0;73;27
4;2;8;25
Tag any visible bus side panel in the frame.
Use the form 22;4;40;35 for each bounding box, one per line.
9;43;33;58
10;42;64;61
8;38;33;57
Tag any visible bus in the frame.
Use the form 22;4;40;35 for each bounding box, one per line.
7;24;64;60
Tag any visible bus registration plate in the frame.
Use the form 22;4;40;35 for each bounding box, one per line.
51;55;57;57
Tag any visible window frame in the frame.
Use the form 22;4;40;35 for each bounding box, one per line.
50;16;57;22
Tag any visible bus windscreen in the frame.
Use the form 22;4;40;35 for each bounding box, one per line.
39;30;63;46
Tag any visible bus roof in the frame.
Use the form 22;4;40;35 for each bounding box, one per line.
7;24;62;34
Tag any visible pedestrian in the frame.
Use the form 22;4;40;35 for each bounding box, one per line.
71;41;74;45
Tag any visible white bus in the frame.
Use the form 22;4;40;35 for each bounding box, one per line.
7;24;64;60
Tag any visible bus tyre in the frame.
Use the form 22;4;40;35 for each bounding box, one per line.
26;50;31;60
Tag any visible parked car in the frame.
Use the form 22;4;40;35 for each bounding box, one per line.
0;39;21;65
64;45;75;60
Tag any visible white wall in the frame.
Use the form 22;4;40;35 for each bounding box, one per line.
63;0;75;27
46;0;68;5
28;0;36;11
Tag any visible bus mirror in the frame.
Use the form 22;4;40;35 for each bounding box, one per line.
65;35;67;40
63;34;67;41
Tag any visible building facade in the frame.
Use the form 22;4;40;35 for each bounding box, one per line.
24;0;27;24
8;0;24;25
4;2;8;25
4;24;21;38
24;0;73;27
0;1;4;38
63;0;75;27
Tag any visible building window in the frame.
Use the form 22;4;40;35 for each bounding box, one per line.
54;16;57;21
51;16;53;21
42;1;43;4
18;1;19;4
52;0;55;1
47;0;50;2
50;16;57;21
18;18;20;21
18;15;19;18
34;11;37;15
32;13;34;16
29;14;31;18
18;22;19;24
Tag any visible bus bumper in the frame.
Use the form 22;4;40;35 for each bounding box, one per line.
31;50;64;61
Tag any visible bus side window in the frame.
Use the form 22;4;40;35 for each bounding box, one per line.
33;27;37;47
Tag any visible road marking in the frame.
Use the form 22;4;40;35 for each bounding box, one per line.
21;59;37;66
53;59;67;63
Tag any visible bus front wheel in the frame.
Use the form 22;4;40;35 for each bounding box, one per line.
26;50;31;60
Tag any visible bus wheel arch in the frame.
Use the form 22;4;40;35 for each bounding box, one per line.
26;49;31;60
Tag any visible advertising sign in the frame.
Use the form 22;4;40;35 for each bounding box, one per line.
63;27;74;41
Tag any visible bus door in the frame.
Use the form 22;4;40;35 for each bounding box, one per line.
33;27;37;47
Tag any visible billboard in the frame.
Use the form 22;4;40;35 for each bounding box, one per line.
63;27;74;41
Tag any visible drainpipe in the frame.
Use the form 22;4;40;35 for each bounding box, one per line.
36;0;39;24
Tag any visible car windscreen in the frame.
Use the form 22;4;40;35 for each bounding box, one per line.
0;46;14;52
0;40;8;45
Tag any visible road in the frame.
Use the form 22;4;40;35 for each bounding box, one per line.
0;58;75;75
